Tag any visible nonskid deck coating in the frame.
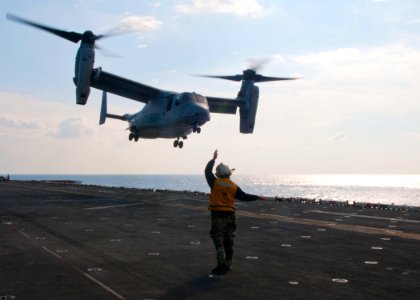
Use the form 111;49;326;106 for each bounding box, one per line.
1;181;420;300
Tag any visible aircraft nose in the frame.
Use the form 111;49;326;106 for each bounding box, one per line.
194;105;210;121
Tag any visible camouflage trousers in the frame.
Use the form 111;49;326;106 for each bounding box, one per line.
210;214;237;267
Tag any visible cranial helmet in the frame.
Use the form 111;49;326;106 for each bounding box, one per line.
215;163;232;178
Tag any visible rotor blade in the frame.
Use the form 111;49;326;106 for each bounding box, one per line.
95;23;144;41
94;32;117;41
253;75;299;82
247;57;270;72
95;44;121;57
6;13;82;43
197;74;243;82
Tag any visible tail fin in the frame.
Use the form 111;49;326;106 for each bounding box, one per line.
99;91;107;125
99;91;129;125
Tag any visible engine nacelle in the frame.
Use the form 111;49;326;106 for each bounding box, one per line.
74;44;94;105
239;85;259;133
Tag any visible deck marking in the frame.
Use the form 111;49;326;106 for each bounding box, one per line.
306;210;420;224
17;231;126;300
86;203;145;210
172;204;420;241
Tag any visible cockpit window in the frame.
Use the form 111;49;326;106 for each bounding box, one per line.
195;95;207;104
176;92;208;106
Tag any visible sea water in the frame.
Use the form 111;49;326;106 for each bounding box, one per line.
10;174;420;207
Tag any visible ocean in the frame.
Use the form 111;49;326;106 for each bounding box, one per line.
9;174;420;207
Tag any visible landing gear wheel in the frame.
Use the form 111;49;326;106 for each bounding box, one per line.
192;125;201;134
134;136;139;142
129;133;134;141
173;138;184;148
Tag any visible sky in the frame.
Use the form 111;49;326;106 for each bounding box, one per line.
1;0;420;175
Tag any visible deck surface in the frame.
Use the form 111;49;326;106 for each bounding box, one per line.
1;181;420;299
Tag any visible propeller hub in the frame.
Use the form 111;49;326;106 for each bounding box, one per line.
81;30;95;44
243;69;257;81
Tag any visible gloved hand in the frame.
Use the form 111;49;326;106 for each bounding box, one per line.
213;149;218;160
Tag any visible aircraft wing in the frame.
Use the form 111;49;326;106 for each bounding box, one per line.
206;97;242;114
90;68;162;103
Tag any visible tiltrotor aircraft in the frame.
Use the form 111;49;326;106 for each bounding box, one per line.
7;14;298;148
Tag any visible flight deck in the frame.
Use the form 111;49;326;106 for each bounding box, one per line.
1;181;419;299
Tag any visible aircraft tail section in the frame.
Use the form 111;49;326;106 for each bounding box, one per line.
99;91;108;125
99;91;129;125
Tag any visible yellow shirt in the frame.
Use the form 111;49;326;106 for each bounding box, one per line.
209;178;238;212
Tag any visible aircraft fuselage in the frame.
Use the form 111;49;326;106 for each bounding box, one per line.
128;92;210;139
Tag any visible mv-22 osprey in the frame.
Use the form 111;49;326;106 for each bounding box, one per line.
7;14;298;148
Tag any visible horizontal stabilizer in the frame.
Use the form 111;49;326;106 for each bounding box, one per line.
107;114;127;121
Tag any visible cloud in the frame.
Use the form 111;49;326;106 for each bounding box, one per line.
289;44;420;93
409;19;420;25
271;54;287;64
329;132;350;141
260;44;420;139
175;0;264;17
0;116;41;130
0;92;102;142
150;2;161;8
115;15;162;34
405;132;420;140
53;118;94;139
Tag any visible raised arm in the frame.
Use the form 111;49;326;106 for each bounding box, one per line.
205;150;218;189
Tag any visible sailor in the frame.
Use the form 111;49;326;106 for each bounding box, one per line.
205;150;265;276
